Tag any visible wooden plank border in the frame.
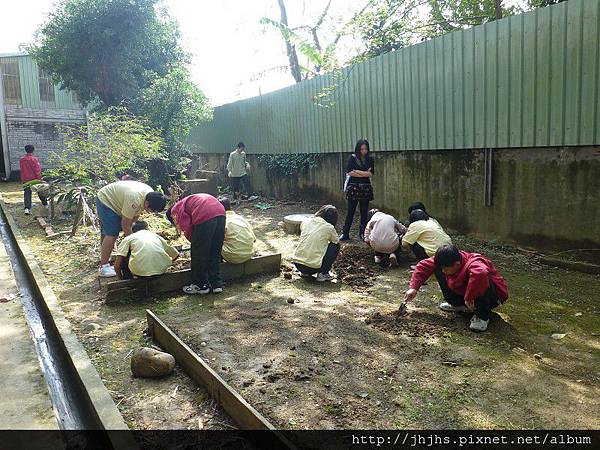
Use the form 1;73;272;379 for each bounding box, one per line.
105;253;282;304
539;256;600;275
146;310;296;449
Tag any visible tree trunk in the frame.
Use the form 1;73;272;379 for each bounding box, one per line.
277;0;302;83
494;0;503;20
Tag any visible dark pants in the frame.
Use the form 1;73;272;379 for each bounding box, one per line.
295;243;340;275
374;245;401;267
410;243;456;301
342;199;370;237
120;251;134;280
191;216;226;288
24;187;48;210
444;279;500;321
231;175;252;197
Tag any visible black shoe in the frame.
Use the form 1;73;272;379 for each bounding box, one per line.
339;234;350;241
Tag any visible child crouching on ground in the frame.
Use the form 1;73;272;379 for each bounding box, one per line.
292;205;340;282
403;244;509;332
219;196;256;264
113;221;179;279
364;209;407;267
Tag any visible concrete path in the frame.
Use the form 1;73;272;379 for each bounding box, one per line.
0;237;58;429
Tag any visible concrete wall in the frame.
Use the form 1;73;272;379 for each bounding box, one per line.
3;105;86;178
197;146;600;250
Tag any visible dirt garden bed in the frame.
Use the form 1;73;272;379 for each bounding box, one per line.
1;181;599;430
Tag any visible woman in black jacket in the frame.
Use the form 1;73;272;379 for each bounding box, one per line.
340;139;374;241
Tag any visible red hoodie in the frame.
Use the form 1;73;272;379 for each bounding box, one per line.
409;250;509;304
170;194;225;241
19;153;41;183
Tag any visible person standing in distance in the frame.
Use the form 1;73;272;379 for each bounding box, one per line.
226;142;252;199
340;139;375;241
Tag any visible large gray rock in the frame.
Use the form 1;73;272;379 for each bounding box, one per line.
131;347;176;378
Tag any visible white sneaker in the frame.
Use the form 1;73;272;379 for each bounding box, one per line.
182;284;210;295
98;264;117;278
439;302;467;313
212;287;223;293
389;253;398;267
316;272;334;282
374;256;382;264
470;315;489;332
24;208;30;215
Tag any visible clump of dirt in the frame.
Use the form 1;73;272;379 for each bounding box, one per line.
365;310;456;337
336;243;379;291
167;257;191;272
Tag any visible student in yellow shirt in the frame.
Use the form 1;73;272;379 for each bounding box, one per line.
113;221;179;279
219;197;256;264
401;208;454;300
402;209;452;259
293;205;340;282
96;180;167;277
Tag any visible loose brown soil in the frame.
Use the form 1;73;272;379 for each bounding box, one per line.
1;182;599;431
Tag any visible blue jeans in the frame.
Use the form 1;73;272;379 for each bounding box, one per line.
95;198;121;237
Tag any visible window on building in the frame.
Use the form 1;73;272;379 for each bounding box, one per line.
38;68;56;105
0;59;22;105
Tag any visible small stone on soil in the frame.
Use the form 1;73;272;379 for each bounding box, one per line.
442;361;459;367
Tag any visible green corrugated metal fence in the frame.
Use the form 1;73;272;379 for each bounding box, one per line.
190;0;600;154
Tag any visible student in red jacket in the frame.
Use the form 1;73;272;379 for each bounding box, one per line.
166;194;226;295
403;244;508;332
19;145;48;215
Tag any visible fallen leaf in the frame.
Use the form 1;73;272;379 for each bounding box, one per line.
358;392;369;398
551;333;566;340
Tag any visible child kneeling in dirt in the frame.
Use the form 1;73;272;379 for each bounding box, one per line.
114;221;179;280
364;209;406;267
293;205;340;282
166;193;226;295
219;196;256;264
403;244;509;332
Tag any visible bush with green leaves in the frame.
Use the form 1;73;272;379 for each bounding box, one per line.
47;107;163;184
257;154;321;177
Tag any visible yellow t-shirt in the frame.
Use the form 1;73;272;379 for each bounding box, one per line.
115;230;179;276
97;181;153;219
222;211;256;264
402;219;452;257
293;217;339;269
